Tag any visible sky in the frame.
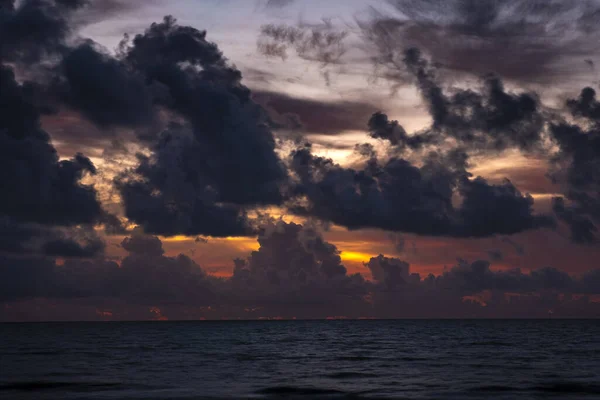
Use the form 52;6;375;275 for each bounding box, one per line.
1;0;600;320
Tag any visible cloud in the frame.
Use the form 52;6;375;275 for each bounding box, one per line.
0;230;212;305
548;88;600;243
55;42;154;129
366;254;411;289
400;48;545;152
0;217;105;258
289;143;554;237
2;225;599;319
121;230;164;257
361;0;600;85
226;221;367;316
368;111;435;149
0;65;102;227
42;235;104;258
115;17;289;237
0;0;79;64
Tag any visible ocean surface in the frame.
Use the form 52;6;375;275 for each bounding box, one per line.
1;320;599;399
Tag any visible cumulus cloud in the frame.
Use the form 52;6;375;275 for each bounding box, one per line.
366;254;412;289
0;63;103;252
115;17;288;237
288;143;554;237
55;42;154;129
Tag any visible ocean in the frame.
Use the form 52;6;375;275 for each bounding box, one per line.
1;320;599;399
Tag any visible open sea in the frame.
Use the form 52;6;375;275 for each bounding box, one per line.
1;320;599;399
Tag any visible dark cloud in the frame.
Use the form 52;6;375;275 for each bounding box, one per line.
56;42;154;129
548;90;600;243
0;3;109;259
254;90;381;135
567;86;600;122
0;254;56;302
0;217;104;258
42;235;104;258
0;65;102;226
552;196;598;244
366;254;412;289
361;0;600;85
430;259;576;294
117;126;270;237
121;231;164;257
115;17;288;237
400;48;545;152
0;0;78;63
368;111;435;149
0;231;211;305
289;143;554;237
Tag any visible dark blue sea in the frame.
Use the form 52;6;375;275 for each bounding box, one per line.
1;320;599;399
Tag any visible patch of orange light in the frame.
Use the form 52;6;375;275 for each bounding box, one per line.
161;235;194;242
221;237;260;251
340;251;373;263
529;193;562;200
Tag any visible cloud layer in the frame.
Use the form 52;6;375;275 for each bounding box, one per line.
2;222;599;320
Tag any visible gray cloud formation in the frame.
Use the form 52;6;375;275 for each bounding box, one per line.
372;48;546;153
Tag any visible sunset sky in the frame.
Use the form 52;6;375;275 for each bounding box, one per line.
2;0;600;320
